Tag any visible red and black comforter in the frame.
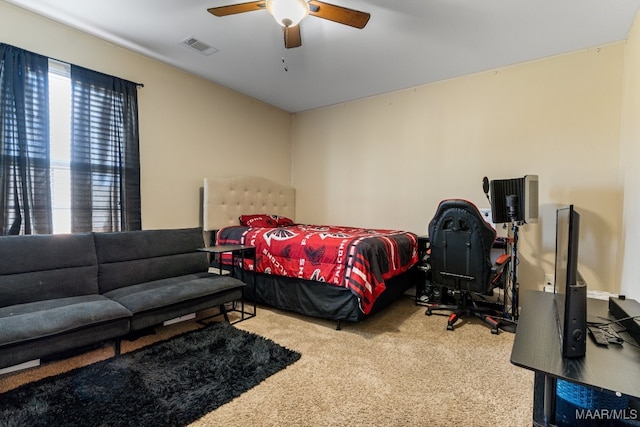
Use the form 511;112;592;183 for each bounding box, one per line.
217;224;418;314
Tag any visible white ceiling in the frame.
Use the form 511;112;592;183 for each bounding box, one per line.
5;0;640;112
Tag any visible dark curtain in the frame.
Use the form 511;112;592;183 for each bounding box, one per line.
70;66;141;232
0;44;52;235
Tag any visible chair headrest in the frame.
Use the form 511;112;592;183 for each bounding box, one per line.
429;199;496;243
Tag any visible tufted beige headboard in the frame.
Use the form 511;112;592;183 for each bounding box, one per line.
203;176;295;231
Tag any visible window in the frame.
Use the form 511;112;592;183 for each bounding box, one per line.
49;60;72;234
0;43;141;235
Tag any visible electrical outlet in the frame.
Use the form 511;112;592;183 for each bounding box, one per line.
544;273;554;287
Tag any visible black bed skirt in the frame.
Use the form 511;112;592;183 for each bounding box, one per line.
234;267;418;323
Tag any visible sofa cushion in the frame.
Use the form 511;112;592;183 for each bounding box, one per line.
103;273;245;314
0;295;132;348
0;233;98;307
94;228;210;293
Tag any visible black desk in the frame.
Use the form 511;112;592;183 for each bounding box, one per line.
511;290;640;425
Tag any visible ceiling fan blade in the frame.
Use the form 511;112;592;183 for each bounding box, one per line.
308;1;370;29
284;25;302;49
207;1;265;17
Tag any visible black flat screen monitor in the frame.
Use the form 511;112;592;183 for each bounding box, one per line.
554;205;587;358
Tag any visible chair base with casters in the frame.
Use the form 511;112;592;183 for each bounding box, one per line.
425;274;503;334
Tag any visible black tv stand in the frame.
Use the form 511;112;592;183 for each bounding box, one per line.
511;291;640;426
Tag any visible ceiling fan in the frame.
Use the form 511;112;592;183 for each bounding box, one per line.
207;0;370;49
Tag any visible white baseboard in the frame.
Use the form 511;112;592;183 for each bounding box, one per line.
587;290;618;300
541;284;617;301
163;313;196;326
0;359;40;375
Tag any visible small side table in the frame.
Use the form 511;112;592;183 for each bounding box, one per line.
199;245;254;276
198;245;256;323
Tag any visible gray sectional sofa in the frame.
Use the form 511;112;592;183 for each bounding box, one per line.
0;227;245;371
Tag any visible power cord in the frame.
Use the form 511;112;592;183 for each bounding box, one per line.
587;315;640;348
587;314;640;326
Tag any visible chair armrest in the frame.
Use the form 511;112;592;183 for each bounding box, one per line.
495;253;510;267
491;254;511;288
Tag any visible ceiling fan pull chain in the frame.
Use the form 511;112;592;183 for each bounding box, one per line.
282;46;289;72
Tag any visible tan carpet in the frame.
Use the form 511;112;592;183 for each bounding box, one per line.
0;294;533;426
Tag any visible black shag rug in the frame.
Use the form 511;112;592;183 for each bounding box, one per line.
0;322;301;427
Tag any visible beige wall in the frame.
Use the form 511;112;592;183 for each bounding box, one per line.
620;12;640;301
293;44;626;295
2;1;637;297
0;1;293;230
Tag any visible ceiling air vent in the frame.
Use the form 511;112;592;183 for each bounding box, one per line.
181;36;219;56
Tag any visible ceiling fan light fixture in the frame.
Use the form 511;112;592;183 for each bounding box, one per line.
265;0;309;27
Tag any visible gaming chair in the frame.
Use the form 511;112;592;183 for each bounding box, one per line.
425;199;509;334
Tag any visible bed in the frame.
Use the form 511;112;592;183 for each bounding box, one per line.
203;176;419;326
